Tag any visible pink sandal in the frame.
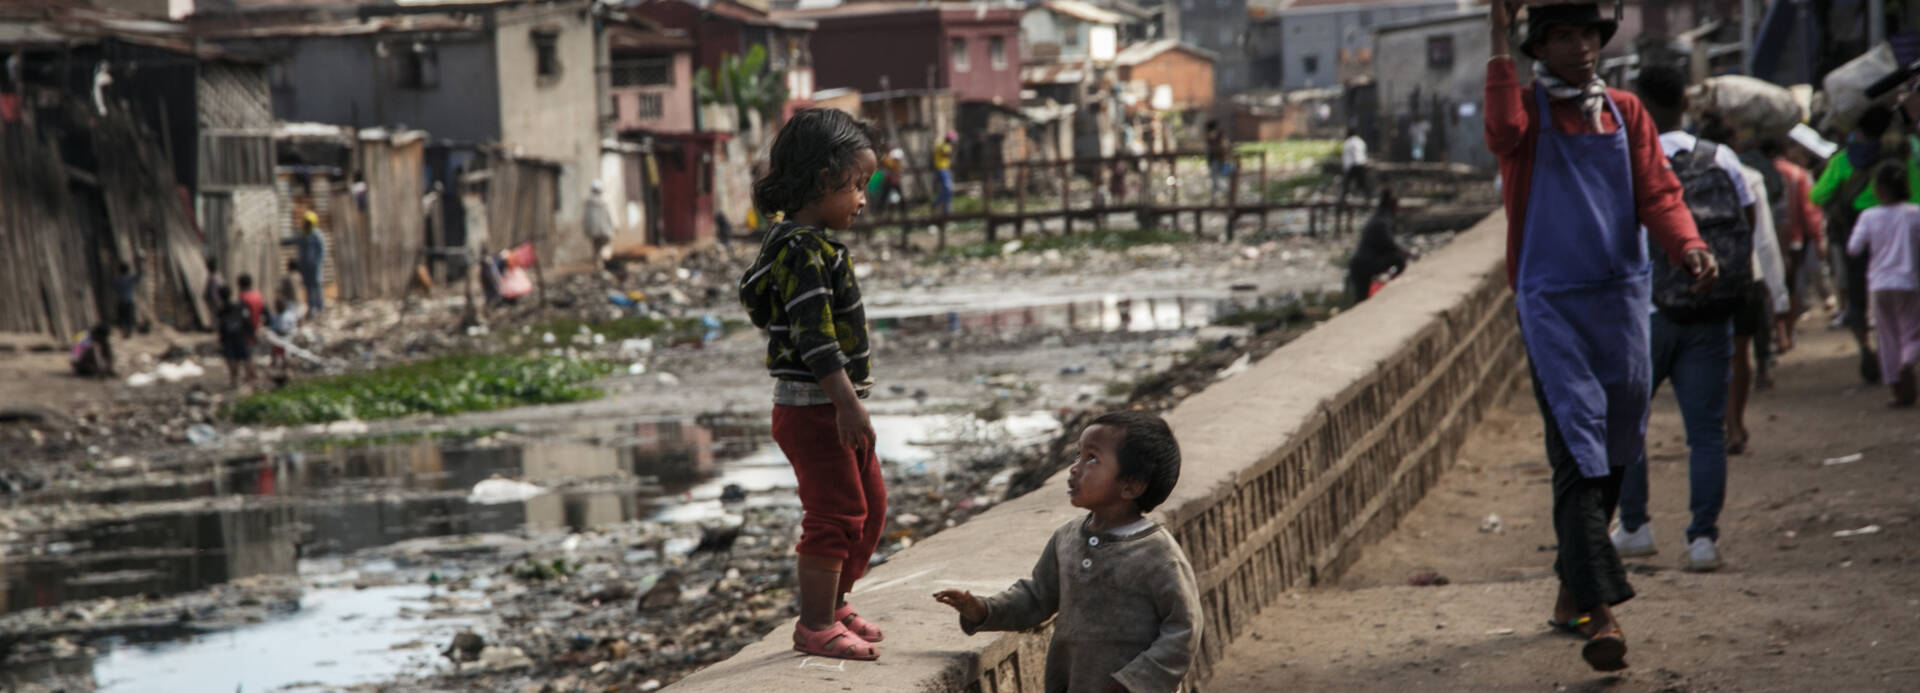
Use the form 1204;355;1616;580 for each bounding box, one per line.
835;603;884;643
792;621;878;660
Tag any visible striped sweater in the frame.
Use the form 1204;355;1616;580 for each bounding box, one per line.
738;221;872;401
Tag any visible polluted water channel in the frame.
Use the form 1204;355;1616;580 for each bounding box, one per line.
1;411;1059;691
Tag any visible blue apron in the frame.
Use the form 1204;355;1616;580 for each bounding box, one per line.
1516;84;1652;479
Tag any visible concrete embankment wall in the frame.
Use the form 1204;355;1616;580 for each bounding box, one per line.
667;212;1523;692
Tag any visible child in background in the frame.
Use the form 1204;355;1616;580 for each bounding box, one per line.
935;411;1202;693
1847;162;1920;406
268;295;299;373
216;286;257;389
738;108;884;660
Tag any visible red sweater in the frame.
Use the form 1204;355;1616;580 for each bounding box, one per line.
1483;59;1706;289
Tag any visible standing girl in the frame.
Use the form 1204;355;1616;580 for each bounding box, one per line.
1847;162;1920;405
738;108;886;660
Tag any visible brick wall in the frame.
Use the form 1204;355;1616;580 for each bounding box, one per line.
665;212;1523;692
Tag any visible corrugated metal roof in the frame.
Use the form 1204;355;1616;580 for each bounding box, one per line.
1042;0;1126;25
1113;38;1215;66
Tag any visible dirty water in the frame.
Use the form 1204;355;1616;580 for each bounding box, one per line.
2;410;1060;691
869;289;1252;335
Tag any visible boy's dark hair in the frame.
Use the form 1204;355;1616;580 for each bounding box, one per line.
1860;104;1895;139
1873;160;1908;203
206;257;218;271
1756;136;1786;158
218;286;233;301
287;259;300;272
753;108;877;215
1634;64;1687;113
237;273;253;290
118;262;131;274
1091;410;1181;513
1376;186;1398;211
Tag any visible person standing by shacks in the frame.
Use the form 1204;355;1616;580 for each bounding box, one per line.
1483;0;1717;672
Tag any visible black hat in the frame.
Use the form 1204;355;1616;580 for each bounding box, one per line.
1519;3;1620;60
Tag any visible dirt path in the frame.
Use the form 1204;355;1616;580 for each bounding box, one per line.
1208;326;1920;692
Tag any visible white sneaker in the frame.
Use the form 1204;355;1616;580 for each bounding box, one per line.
1610;524;1656;557
1685;537;1723;572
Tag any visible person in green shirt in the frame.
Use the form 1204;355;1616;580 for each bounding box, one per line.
1810;105;1918;383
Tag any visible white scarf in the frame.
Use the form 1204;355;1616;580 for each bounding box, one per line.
1534;61;1608;131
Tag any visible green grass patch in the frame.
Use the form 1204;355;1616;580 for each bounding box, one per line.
224;354;620;426
1233;139;1340;162
1266;172;1334;199
934;228;1192;261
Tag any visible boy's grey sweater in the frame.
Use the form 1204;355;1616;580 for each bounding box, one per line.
961;516;1202;693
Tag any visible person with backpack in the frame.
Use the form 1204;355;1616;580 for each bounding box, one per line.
1609;65;1784;575
1484;2;1717;672
1811;105;1920;383
1697;116;1791;453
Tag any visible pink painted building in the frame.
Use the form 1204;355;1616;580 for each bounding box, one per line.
609;21;697;134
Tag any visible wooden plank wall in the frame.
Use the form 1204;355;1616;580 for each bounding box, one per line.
0;127;96;338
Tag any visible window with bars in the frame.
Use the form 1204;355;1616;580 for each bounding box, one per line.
633;92;665;121
612;57;673;87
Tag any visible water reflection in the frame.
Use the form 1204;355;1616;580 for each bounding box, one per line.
870;292;1236;334
1;418;722;617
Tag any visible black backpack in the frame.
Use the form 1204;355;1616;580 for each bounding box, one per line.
219;303;253;341
1652;140;1754;323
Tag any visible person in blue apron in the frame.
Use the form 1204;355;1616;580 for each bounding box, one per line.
1484;0;1719;672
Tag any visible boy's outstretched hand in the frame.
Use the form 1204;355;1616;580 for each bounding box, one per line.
933;590;986;623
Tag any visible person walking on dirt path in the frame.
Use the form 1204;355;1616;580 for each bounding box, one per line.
1339;126;1370;206
295;211;327;318
1607;65;1778;576
1811;105;1918;384
933;130;956;217
1690;114;1790;456
585;181;616;269
1483;0;1717;672
1763;137;1827;353
1346;187;1410;305
112;257;141;340
935;411;1202;693
1207;121;1235;202
202;257;227;329
1846;162;1920;406
739;108;886;662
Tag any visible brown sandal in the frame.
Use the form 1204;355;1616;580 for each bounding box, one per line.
793;621;878;661
1581;626;1628;672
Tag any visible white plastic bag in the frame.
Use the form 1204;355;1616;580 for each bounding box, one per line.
1693;75;1804;137
1822;42;1899;132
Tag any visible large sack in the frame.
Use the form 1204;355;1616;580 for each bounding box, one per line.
1823;42;1899;132
1692;75;1804;137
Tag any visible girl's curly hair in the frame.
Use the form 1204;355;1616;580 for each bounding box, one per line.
753;108;880;216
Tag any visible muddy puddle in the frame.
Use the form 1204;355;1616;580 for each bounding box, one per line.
1;410;1059;691
870;289;1248;334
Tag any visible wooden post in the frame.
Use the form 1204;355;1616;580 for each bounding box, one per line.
1226;155;1241;242
1015;160;1028;237
1093;157;1107;233
984;167;998;243
1059;158;1072;236
1259;150;1270;229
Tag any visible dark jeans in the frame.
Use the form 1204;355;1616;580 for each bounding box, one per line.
115;300;135;338
1620;312;1730;542
1339;164;1371;204
303;276;324;316
1531;362;1635;613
